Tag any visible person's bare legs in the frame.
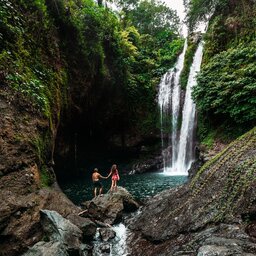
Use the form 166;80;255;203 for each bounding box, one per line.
94;187;97;197
99;187;103;196
110;180;114;191
114;180;117;191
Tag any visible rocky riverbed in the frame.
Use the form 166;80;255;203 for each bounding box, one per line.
21;187;139;256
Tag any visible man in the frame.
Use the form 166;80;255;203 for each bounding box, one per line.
92;168;107;197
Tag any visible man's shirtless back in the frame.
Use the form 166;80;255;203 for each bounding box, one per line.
92;172;102;181
92;168;106;197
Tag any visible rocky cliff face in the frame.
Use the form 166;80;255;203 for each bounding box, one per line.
0;85;139;255
0;88;82;255
127;127;256;255
0;1;155;254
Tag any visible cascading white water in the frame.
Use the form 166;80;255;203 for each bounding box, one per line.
158;41;187;172
158;40;205;175
173;42;204;174
93;223;129;256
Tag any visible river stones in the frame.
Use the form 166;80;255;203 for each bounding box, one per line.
99;228;116;242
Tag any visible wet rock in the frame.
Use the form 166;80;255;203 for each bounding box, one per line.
131;156;163;174
66;213;97;241
188;157;204;181
99;228;116;242
197;245;240;256
247;226;256;243
40;183;81;217
94;220;112;228
80;201;105;220
79;244;93;256
22;241;69;256
81;220;97;241
99;243;111;253
82;187;139;225
202;236;245;255
40;210;82;252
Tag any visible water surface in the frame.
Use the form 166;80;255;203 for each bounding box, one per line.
59;172;187;204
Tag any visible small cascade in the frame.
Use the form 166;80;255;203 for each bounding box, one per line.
158;40;205;175
93;223;129;256
111;223;128;255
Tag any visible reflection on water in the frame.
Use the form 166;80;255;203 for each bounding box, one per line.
59;172;187;204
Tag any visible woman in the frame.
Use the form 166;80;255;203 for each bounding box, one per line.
107;164;120;192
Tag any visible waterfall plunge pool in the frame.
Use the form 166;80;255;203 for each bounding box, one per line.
58;171;187;204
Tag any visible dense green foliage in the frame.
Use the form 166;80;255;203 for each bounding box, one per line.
184;0;227;31
186;0;256;142
179;35;200;89
193;42;256;124
126;0;180;36
0;0;183;152
0;0;65;118
109;0;183;133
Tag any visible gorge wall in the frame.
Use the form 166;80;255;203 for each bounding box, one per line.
0;0;255;255
0;1;135;254
0;0;181;254
127;127;256;255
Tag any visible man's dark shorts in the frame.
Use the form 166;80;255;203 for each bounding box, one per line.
93;180;102;188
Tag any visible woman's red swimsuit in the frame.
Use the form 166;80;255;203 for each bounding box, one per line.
112;172;119;181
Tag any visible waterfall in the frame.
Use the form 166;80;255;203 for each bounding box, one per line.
174;42;204;174
158;41;204;175
158;41;187;172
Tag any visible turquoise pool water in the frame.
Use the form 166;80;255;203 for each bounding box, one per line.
59;172;187;205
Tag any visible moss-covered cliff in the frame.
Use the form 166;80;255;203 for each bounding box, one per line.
189;0;256;145
1;0;184;170
129;127;256;255
0;0;182;254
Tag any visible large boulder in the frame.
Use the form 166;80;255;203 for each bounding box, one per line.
22;241;69;256
127;127;256;255
66;213;97;241
80;187;139;225
40;210;82;253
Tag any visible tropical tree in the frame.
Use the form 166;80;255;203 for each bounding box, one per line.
125;0;180;36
